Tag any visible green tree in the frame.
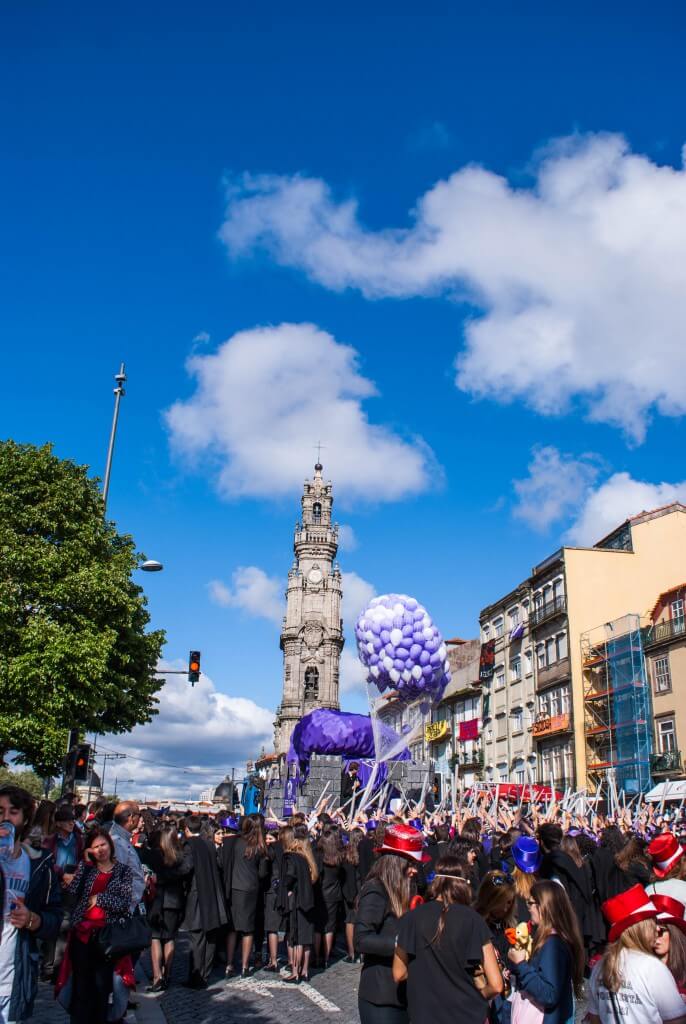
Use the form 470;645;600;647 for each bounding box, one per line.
0;441;165;774
0;766;45;799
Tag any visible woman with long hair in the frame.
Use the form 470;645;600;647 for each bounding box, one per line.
508;881;585;1024
342;829;364;962
588;885;686;1024
58;827;135;1024
262;822;286;972
281;830;318;983
220;815;267;977
354;824;424;1024
615;836;651;889
392;856;503;1024
511;836;542;923
475;870;517;962
314;826;344;969
651;895;686;998
139;825;193;991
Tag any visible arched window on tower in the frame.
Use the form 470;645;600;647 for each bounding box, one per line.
304;666;319;700
312;502;322;524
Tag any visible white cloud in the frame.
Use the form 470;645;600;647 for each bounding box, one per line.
207;566;283;625
567;473;686;546
339;646;369;695
337;524;357;552
341;570;376;630
513;446;602;531
220;135;686;441
102;662;274;802
166;322;435;502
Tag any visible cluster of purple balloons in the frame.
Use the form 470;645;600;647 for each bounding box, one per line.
355;593;451;704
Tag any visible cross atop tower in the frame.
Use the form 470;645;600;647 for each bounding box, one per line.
314;440;326;468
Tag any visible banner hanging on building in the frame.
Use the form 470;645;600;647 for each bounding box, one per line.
479;639;496;681
459;718;480;741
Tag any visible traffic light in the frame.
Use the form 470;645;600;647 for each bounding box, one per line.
188;650;201;685
66;743;91;783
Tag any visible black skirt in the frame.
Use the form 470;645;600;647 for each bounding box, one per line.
316;898;340;934
288;904;315;947
264;890;285;933
150;908;184;941
231;889;259;934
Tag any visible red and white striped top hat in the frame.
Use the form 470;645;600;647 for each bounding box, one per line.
648;832;684;879
652;894;686;935
602;884;658;942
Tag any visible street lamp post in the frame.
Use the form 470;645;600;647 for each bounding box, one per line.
102;363;126;515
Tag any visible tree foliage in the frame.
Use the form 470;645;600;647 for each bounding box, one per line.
0;441;166;774
0;766;45;799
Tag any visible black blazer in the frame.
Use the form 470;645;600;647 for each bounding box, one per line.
139;845;193;912
354;878;406;1008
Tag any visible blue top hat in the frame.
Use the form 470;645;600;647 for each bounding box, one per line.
512;835;542;874
219;815;240;831
365;819;378;832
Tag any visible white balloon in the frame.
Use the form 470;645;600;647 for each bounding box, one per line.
390;628;403;647
411;665;423;680
422;627;433;641
401;669;411;683
389;668;400;683
383;656;393;671
370;664;380;678
438;644;447;661
366;642;375;654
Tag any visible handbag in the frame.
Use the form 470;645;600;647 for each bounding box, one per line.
98;912;152;959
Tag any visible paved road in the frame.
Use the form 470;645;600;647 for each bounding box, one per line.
30;934;361;1024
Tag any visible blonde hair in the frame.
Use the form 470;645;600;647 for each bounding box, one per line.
512;867;536;903
291;837;319;883
601;919;657;993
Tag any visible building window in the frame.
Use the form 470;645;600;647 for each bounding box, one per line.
553;578;564;601
672;598;685;630
482;623;490;641
497;762;508;781
496;715;507;739
511;708;523;732
312;502;322;523
513;762;525;784
508;607;520;629
494;617;504;638
556;633;568;660
536;644;546;669
304;666;319;699
658;717;677;753
653;656;672;694
534;591;543;612
494;665;505;690
510;657;521;681
545;637;555;665
522;598;530;618
524;649;533;675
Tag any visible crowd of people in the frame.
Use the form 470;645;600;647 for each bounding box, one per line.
4;781;686;1024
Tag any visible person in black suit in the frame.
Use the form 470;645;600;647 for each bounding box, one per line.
182;816;228;989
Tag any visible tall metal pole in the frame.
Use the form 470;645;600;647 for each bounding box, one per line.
102;363;126;514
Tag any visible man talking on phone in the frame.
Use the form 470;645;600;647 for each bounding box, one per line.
0;784;61;1024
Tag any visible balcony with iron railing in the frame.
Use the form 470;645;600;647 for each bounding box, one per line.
536;657;571;689
644;617;686;649
530;595;567;629
650;750;682;774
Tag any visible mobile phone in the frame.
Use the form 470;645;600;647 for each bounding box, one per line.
86;850;96;863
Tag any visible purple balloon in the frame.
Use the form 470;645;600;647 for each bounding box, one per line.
402;623;414;638
396;647;409;660
380;630;391;644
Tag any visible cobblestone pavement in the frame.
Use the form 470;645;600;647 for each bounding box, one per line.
30;935;360;1024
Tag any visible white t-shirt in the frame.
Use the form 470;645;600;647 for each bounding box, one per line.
0;849;31;997
647;878;686;904
588;949;685;1024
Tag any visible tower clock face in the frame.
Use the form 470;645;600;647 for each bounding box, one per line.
308;567;323;584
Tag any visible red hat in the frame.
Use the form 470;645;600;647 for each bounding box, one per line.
648;832;685;879
652;894;686;935
602;884;658;942
374;824;431;864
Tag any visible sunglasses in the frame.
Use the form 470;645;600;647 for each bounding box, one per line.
656;926;668;938
492;874;514;887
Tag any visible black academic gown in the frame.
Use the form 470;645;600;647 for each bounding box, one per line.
183;836;228;934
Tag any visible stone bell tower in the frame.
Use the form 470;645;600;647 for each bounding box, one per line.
274;462;343;756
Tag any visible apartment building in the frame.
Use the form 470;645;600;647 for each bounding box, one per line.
479;502;686;792
643;583;686;782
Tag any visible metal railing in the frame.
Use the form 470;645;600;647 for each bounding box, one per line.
530;595;567;628
645;618;686;647
650;750;682;773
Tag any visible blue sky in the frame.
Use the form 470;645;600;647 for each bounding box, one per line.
3;3;686;798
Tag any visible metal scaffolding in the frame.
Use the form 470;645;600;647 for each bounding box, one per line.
581;613;653;796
